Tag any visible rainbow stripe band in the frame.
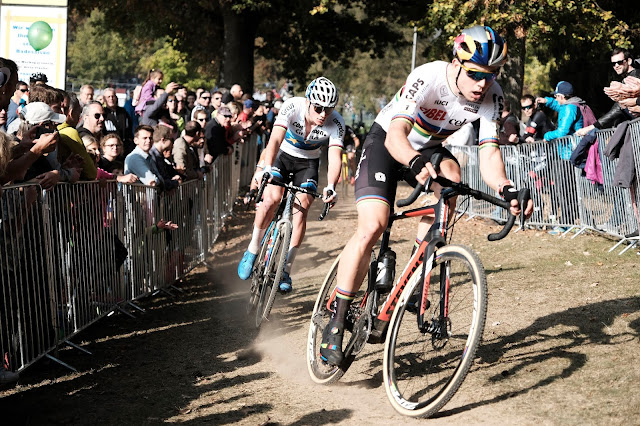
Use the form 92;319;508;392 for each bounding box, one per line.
336;287;356;301
479;138;499;150
355;195;390;207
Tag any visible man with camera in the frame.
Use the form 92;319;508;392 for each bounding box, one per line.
519;94;555;143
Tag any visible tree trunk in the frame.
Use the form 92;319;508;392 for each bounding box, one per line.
220;8;260;92
501;31;525;117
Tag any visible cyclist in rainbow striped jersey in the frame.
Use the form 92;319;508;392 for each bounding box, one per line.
319;26;534;366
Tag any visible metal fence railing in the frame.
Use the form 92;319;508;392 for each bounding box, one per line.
0;142;255;376
448;118;640;253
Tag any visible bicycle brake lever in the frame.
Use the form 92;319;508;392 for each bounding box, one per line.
318;190;334;221
517;188;531;231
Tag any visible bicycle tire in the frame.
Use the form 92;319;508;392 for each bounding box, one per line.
254;225;279;327
383;244;487;418
306;251;372;385
256;221;292;326
247;222;274;315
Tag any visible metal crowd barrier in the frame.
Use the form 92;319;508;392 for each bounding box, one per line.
0;142;255;376
448;119;640;252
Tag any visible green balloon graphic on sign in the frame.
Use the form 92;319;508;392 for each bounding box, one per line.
27;21;53;51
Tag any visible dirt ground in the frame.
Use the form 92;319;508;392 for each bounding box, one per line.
2;183;640;425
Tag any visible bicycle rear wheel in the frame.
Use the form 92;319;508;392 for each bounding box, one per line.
383;244;487;418
307;251;373;384
255;221;291;327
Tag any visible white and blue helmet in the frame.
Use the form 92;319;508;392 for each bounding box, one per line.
305;77;339;108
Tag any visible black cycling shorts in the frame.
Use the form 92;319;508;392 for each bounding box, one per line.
271;151;319;192
354;122;459;207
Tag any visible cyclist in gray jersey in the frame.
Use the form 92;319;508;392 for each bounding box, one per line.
319;26;534;366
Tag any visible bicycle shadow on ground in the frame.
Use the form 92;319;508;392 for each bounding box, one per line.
432;296;640;419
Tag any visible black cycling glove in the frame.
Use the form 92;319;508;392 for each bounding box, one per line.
409;155;426;177
500;184;519;203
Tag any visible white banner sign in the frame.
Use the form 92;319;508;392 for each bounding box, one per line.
0;5;67;89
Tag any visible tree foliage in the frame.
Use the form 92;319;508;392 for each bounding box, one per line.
67;10;138;85
414;0;639;113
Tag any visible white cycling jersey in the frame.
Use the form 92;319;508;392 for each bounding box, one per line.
375;61;504;150
275;97;345;160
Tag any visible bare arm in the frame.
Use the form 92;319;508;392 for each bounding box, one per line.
262;126;286;167
326;146;342;188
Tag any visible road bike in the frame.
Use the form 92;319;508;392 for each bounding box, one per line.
247;174;332;328
306;154;530;417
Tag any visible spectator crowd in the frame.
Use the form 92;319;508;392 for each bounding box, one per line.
0;57;287;386
447;47;640;237
0;61;284;197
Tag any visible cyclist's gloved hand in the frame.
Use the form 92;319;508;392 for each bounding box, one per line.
499;180;530;217
323;183;337;205
499;184;519;203
409;155;427;178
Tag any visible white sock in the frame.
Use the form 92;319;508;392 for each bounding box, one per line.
247;226;266;254
284;246;298;274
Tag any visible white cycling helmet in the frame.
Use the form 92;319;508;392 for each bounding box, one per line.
305;77;339;108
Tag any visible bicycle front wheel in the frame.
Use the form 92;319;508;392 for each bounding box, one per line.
255;221;291;327
383;244;488;418
247;222;275;315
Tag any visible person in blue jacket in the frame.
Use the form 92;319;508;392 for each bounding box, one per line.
535;81;584;152
535;81;585;231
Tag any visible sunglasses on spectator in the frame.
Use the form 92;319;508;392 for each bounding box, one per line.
19;88;28;93
213;96;222;101
521;104;534;110
196;118;206;122
222;114;232;119
201;96;211;100
611;59;627;66
93;113;105;119
312;104;334;114
460;62;498;82
104;143;121;149
167;99;175;103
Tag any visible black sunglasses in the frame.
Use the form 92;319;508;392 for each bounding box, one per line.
521;104;534;110
201;96;211;100
312;104;333;114
19;88;28;93
612;59;627;66
93;113;105;119
460;62;497;82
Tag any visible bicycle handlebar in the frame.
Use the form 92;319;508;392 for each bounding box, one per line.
396;153;444;208
255;174;332;221
395;154;531;241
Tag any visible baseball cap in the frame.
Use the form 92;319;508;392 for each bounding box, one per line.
21;102;66;124
217;105;232;117
243;99;254;109
553;81;574;96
